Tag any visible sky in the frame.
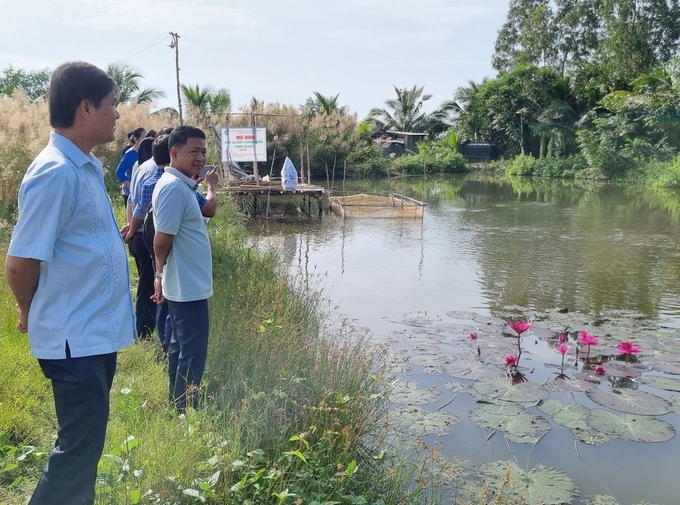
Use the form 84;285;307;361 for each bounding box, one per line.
1;0;510;119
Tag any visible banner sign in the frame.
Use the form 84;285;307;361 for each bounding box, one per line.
221;127;267;163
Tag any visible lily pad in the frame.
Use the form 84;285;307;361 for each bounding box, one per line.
537;400;615;445
469;403;551;443
390;382;442;405
476;460;579;505
546;377;597;393
442;381;470;393
640;375;680;392
586;389;670;415
390;406;460;436
441;359;504;381
471;376;549;404
585;496;621;505
585;409;675;443
538;399;590;430
647;358;680;375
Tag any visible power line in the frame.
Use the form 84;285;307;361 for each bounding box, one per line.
114;36;169;65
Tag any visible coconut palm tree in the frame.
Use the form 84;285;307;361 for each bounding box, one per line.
312;92;348;116
207;88;232;116
181;84;214;115
367;85;445;134
106;63;165;104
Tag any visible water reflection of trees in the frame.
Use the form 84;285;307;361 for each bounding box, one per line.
323;175;680;318
455;177;680;318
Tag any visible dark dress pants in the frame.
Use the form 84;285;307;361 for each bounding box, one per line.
30;351;117;505
167;299;209;412
129;232;156;339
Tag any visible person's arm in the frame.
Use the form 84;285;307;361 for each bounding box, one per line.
152;231;174;304
124;216;144;244
5;256;40;332
115;151;135;184
200;168;218;217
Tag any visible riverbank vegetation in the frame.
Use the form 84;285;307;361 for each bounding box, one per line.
0;194;455;504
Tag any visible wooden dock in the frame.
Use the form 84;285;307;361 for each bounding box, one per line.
223;181;325;216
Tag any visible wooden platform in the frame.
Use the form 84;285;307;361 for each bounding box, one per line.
223;181;325;216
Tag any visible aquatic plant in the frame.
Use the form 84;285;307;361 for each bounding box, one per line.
618;341;642;361
558;333;567;342
505;355;518;367
578;331;599;362
509;321;531;336
595;365;606;375
557;343;569;368
469;332;478;340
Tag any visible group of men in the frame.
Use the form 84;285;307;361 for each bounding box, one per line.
5;61;217;504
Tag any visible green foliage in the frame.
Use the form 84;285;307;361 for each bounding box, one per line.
506;154;538;176
507;154;589;177
106;63;165;104
367;85;448;137
389;133;468;175
0;65;51;101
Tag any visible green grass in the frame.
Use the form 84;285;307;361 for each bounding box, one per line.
0;194;446;505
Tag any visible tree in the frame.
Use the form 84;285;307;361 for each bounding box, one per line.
367;85;446;135
106;63;165;104
207;88;232;116
181;85;232;117
492;0;557;72
181;84;213;115
312;92;348;116
452;67;560;156
0;65;51;101
445;79;488;141
593;0;680;86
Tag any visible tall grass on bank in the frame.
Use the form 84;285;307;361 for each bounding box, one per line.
0;194;445;504
0;92;177;203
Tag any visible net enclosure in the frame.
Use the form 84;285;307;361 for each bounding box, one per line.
329;193;425;219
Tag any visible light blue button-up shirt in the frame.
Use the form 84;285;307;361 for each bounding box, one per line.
8;132;135;359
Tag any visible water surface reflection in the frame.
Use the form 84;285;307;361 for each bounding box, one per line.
245;174;680;504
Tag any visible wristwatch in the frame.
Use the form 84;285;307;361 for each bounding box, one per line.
155;271;164;279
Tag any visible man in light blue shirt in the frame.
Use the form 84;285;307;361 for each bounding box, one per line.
152;125;217;412
5;61;135;505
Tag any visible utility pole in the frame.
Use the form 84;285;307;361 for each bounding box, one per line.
169;32;183;125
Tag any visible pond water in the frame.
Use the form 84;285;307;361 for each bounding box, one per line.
244;174;680;505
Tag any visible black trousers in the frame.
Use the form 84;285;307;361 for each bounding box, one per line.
167;299;209;412
30;351;117;505
129;232;156;339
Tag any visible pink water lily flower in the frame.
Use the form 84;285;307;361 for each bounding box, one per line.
469;332;478;340
509;321;532;336
556;343;569;368
578;331;599;346
617;341;642;355
505;355;518;366
595;365;606;375
558;333;567;343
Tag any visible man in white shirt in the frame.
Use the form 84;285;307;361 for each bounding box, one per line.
151;125;217;412
5;61;135;505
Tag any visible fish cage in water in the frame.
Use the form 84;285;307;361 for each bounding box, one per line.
329;193;425;219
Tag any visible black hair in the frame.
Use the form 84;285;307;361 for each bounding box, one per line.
131;127;146;140
137;137;154;165
152;135;171;166
145;129;157;138
48;61;118;129
168;125;205;150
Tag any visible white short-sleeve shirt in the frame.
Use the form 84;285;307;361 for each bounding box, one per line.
152;167;213;302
